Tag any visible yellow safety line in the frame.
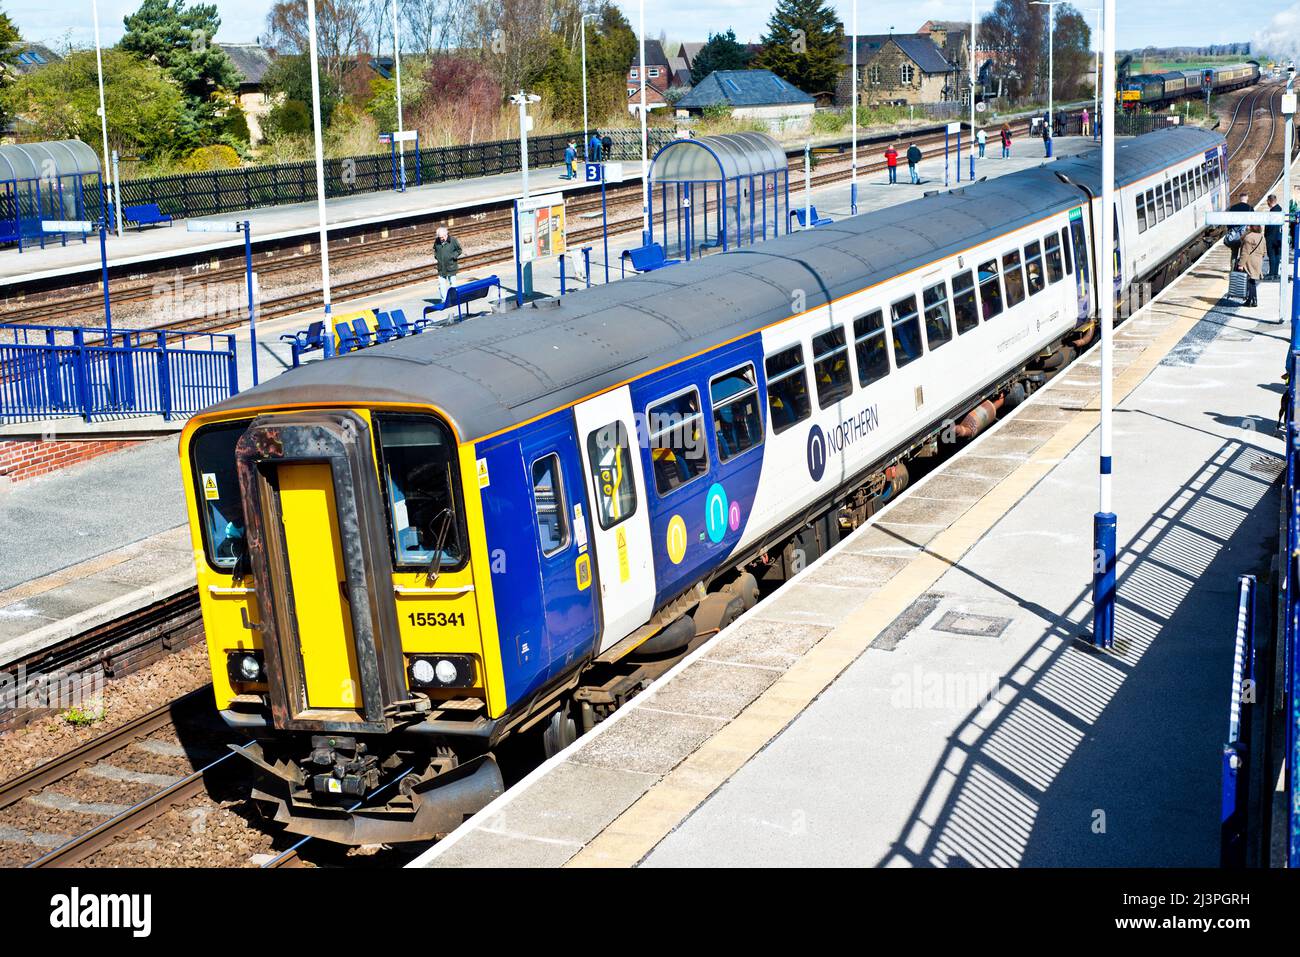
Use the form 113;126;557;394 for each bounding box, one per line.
565;268;1227;868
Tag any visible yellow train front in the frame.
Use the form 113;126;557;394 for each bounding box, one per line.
181;403;508;845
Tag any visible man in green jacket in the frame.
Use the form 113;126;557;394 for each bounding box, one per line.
434;226;462;302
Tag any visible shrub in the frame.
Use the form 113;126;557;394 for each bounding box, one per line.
180;144;242;172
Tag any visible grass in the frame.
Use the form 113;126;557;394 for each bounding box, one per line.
61;705;105;727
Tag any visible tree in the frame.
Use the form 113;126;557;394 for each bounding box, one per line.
691;29;750;85
0;9;24;129
121;0;241;145
981;0;1047;103
0;48;185;160
411;54;500;144
266;0;369;92
1050;4;1092;101
752;0;843;96
261;52;344;129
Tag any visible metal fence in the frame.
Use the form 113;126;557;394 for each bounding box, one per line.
0;323;237;422
89;131;591;223
1279;322;1300;867
1221;574;1257;867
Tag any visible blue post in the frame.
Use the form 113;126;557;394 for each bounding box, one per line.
226;333;239;396
72;327;91;421
243;222;257;387
1093;511;1117;649
559;253;566;296
600;163;610;285
944;130;950;187
1291;220;1300;351
323;303;335;358
957;131;962;183
514;201;524;308
157;330;172;421
582;245;592;288
99;219;111;340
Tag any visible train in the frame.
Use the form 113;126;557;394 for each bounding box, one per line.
1121;60;1260;109
179;127;1228;844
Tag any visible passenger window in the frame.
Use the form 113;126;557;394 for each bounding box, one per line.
812;327;853;407
531;454;570;557
376;415;464;569
922;281;952;348
891;295;925;367
647;388;710;495
1136;195;1147;233
1002;250;1026;307
951;270;980;333
1061;228;1074;275
711;363;764;461
192;422;248;570
1024;242;1046;294
765;345;812;435
1044;233;1064;283
586;421;637;529
1169;179;1181;212
853;310;891;385
977;260;1004;318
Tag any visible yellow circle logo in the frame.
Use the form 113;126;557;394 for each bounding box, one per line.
666;515;688;565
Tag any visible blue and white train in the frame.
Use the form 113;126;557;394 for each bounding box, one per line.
180;127;1228;843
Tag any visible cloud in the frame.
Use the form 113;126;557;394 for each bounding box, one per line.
1253;3;1300;61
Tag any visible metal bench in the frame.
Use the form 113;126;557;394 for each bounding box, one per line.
620;242;680;277
791;206;832;229
422;275;502;323
280;321;326;366
123;203;173;231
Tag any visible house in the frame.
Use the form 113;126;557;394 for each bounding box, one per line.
2;42;59;77
836;34;959;108
218;43;275;144
917;19;1004;100
675;68;814;134
627;39;672;113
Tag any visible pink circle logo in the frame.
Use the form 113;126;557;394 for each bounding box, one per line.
728;500;741;531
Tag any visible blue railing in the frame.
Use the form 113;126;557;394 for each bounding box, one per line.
0;323;238;423
1283;340;1300;867
1221;574;1256;867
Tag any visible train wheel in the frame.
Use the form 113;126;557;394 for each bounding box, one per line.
543;706;578;759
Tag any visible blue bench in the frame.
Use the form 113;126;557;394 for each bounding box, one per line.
791;206;832;229
423;275;501;323
336;318;380;355
620;242;680;277
0;217;22;252
280;320;326;366
123;203;173;231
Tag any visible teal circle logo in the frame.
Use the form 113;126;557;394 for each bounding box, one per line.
705;483;728;543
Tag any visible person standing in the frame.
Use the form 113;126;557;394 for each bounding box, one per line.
434;226;462;303
1081;107;1091;137
906;142;922;184
1226;192;1253;256
976;126;987;158
1266;193;1283;280
1237;225;1265;307
589;132;603;162
562;140;577;180
1000;124;1012;158
884;143;899;184
1040;115;1052;156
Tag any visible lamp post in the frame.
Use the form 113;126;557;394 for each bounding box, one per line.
638;0;650;245
1031;1;1065;133
511;90;541;306
305;0;335;357
581;14;593;161
391;0;405;190
90;0;119;238
969;1;979;180
1084;6;1102;137
1092;0;1116;649
850;0;858;215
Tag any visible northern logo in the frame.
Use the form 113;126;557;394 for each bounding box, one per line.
806;424;827;481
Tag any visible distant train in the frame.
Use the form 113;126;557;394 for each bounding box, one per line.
179;128;1228;845
1122;61;1261;109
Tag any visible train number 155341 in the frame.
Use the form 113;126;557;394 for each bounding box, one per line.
407;612;467;627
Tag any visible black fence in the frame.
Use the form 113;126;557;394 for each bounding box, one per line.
86;130;589;222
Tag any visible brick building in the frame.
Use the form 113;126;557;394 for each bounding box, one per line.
836;34;959;108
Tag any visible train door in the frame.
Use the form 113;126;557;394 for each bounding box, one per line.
1068;209;1092;320
572;388;657;653
521;427;600;680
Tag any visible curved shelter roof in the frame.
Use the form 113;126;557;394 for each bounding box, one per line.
0;140;100;183
651;132;787;183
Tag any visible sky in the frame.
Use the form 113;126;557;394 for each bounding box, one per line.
9;0;1300;57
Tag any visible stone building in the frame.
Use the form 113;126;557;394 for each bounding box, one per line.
835;34;960;108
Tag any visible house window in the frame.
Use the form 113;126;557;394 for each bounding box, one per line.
648;68;660;78
868;65;882;85
900;63;915;84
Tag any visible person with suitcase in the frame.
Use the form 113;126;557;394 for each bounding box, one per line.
1235;225;1265;307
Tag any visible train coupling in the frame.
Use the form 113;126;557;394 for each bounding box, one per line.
306;735;379;799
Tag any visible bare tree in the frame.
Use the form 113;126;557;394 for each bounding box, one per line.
266;0;371;89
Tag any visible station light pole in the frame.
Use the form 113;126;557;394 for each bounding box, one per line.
638;0;650;246
90;0;119;238
512;90;541;306
1085;6;1102;136
305;0;335;357
1032;1;1064;136
1092;0;1116;649
850;0;858;215
391;0;406;190
581;14;593;161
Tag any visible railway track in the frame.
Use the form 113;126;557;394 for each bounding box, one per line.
1225;83;1287;198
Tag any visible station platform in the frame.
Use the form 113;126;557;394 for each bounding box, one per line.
410;234;1286;867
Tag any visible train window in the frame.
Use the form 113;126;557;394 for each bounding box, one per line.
951;270;980;333
922;281;953;349
977;260;1004;319
647;388;710;495
765;345;812;434
711;363;764;461
1136;195;1148;234
1002;250;1026;307
854;310;891;383
1061;228;1074;276
1169;180;1181;213
1069;221;1089;286
1182;173;1192;206
1024;242;1046;294
191;421;248;571
1150;188;1163;224
586;421;638;529
812;327;854;407
375;415;465;570
1044;233;1064;283
891;295;925;366
531;454;570;557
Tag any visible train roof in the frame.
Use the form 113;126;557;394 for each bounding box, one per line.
210;127;1225;444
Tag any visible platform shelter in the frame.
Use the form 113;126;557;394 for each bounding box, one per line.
0;140;103;252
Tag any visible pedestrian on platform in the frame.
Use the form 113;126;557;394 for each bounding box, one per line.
1267;193;1283;279
602;134;613;159
563;140;577;179
589;132;603;162
907;142;922;184
1041;116;1052;156
885;143;899;184
977;126;987;158
1236;225;1265;307
1226;192;1252;255
1000;124;1012;158
1081;107;1091;136
434;226;462;303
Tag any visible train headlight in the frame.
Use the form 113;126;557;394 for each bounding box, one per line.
226;650;265;686
407;654;476;689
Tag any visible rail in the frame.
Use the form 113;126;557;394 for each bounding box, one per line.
1282;329;1300;866
0;322;237;423
1221;574;1256;866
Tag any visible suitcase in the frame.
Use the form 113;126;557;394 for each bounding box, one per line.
1228;269;1249;301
